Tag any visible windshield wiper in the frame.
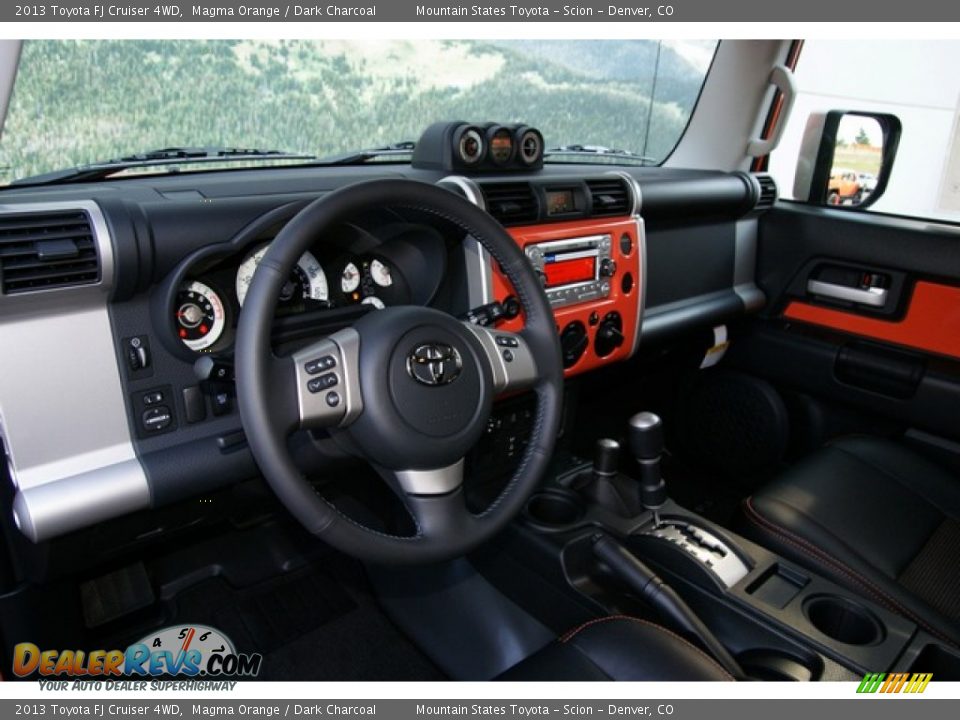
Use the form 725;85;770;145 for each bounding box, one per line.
10;146;318;186
544;145;657;166
315;141;416;165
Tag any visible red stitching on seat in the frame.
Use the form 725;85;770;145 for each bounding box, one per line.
742;498;956;647
559;615;735;681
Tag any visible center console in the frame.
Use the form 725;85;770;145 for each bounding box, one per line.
483;411;960;682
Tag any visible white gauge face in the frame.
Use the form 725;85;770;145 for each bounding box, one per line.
236;244;328;306
369;259;393;288
361;296;385;310
341;261;361;293
176;281;226;351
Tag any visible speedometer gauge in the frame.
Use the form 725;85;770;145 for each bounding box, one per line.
236;244;328;306
176;281;226;351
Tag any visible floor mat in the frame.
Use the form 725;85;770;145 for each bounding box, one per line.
158;565;445;681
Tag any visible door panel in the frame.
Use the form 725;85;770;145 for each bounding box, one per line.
783;281;960;361
727;202;960;457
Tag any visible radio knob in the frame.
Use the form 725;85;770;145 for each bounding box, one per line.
599;258;617;278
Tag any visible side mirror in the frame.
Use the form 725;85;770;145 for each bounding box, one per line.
793;111;901;209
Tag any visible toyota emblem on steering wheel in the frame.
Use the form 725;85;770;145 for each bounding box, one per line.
406;343;463;386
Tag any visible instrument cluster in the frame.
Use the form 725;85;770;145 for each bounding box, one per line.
173;242;408;353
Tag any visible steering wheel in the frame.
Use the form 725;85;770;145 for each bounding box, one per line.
235;179;563;564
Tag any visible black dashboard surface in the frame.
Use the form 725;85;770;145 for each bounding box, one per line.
0;161;765;510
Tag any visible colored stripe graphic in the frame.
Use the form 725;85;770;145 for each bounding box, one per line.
857;672;932;693
906;673;933;693
857;673;885;693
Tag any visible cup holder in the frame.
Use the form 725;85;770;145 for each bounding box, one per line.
804;595;885;646
524;490;584;531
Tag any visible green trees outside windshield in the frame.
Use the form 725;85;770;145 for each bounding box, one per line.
0;39;715;183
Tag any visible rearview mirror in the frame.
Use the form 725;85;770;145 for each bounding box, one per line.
793;111;901;209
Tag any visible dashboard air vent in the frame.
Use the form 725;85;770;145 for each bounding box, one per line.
754;174;778;211
480;182;539;225
586;178;631;216
0;210;100;295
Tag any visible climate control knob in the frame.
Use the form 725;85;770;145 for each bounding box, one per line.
594;311;625;358
560;321;589;368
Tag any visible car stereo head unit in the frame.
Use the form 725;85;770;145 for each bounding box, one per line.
524;234;615;308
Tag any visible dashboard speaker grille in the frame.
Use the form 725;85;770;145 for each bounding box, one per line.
480;182;539;225
586;178;631;216
0;210;100;294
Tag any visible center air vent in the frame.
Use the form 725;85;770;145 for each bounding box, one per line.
480;182;539;225
586;178;631;216
753;174;778;211
0;210;100;295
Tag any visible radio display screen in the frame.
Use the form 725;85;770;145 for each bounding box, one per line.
543;255;596;287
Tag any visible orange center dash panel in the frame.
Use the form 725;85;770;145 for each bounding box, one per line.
493;216;642;377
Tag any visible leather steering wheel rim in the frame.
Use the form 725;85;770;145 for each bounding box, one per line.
235;178;563;564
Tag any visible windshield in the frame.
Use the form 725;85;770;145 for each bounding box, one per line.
0;39;717;184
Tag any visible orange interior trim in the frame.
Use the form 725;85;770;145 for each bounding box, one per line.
493;216;642;378
783;280;960;360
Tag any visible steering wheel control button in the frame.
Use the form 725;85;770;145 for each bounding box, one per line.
305;355;337;375
308;373;339;393
325;392;341;408
502;349;515;362
495;335;519;348
141;406;173;433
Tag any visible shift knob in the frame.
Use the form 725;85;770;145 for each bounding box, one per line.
628;412;663;460
628;412;667;513
593;438;620;477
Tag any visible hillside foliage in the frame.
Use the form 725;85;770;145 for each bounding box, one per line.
0;40;713;182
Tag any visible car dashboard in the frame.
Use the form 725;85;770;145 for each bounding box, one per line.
0;161;774;544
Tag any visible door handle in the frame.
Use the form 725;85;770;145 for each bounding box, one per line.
807;279;888;307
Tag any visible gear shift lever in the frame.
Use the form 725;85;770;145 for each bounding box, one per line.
628;412;667;526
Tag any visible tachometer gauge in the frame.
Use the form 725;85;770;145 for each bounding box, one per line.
361;296;385;310
369;259;393;288
341;261;361;293
236;244;328;306
176;281;226;351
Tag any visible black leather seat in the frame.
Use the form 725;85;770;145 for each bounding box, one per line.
497;616;733;681
742;436;960;647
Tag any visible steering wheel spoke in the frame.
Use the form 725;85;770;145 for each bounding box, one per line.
385;460;476;540
462;323;538;395
290;328;364;429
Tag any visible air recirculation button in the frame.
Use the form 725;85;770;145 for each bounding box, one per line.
560;321;588;368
